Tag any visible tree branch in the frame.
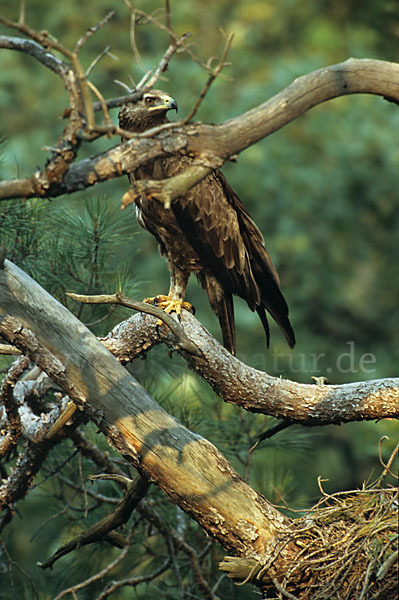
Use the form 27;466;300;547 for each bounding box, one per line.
0;259;292;557
102;311;399;425
0;58;397;201
0;35;69;75
37;474;150;569
66;292;202;356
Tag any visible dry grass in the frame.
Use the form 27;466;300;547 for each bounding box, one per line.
222;444;398;600
272;483;398;600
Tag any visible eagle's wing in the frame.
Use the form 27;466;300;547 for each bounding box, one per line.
172;169;295;351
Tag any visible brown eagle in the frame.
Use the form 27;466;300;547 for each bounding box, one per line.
119;90;295;354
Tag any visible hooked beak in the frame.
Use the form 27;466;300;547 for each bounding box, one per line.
167;98;178;113
149;96;178;113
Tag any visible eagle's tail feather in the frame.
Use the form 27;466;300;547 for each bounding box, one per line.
258;303;295;349
198;273;237;355
256;306;270;348
218;295;236;356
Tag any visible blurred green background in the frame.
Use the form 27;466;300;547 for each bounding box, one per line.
0;0;397;598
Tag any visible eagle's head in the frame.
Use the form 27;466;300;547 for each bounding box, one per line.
119;89;178;133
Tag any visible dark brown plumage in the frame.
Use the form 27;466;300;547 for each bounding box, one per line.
119;89;295;354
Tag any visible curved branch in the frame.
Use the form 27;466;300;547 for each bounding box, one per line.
102;311;399;425
201;57;399;158
66;292;202;356
0;35;69;75
0;58;397;201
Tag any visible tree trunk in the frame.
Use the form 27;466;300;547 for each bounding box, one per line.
0;259;292;558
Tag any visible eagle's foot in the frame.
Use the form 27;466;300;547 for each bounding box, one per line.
144;295;193;321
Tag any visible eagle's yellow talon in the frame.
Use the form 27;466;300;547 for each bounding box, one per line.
144;296;193;322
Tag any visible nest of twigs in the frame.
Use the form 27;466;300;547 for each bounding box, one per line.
222;446;398;600
269;482;398;600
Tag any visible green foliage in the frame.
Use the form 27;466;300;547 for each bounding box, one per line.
1;194;139;335
0;1;397;598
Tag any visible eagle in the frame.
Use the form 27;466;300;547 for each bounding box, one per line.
119;89;295;355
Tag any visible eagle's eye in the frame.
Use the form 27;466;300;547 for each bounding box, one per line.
144;96;155;105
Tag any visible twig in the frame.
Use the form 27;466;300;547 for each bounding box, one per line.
378;437;398;480
249;419;293;453
74;10;116;53
66;292;203;357
0;538;39;600
52;525;135;600
271;577;300;600
129;8;146;71
18;0;26;25
131;8;215;73
165;0;172;34
86;81;113;127
70;53;96;130
85;44;115;77
142;33;192;91
37;474;149;570
182;32;234;124
95;559;171;600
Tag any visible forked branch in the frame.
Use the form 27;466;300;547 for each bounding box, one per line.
0;57;397;202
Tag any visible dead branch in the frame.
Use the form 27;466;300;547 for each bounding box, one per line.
0;35;68;75
66;291;202;356
64;293;398;426
37;474;150;569
0;355;30;456
93;560;172;600
0;258;293;558
0;57;397;201
52;525;136;600
141;32;192;91
0;343;21;355
74;10;116;53
182;32;234;124
1;252;395;597
102;310;399;425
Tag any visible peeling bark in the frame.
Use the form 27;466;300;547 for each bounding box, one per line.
0;259;292;557
102;311;399;425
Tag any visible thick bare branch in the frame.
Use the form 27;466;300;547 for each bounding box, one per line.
102;311;399;425
0;58;397;201
0;259;292;557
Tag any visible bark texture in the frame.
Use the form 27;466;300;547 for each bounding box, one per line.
0;259;291;558
102;311;399;424
0;58;398;201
